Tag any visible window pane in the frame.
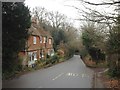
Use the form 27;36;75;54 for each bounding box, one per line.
43;37;46;43
40;36;42;43
49;38;52;44
33;52;37;60
33;36;36;44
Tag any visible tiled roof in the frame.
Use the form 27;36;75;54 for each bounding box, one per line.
38;28;52;38
28;25;41;36
28;23;52;38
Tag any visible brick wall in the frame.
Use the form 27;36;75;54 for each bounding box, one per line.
27;35;41;51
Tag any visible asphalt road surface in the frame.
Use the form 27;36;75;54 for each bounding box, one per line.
3;55;101;88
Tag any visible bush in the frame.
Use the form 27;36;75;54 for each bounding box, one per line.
45;58;51;65
46;54;50;59
50;54;59;64
2;71;15;80
108;66;120;78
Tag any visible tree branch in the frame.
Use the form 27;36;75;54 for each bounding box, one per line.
82;0;120;6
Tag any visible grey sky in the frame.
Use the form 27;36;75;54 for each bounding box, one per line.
24;0;115;28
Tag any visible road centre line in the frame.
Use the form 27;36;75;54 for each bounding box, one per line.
52;73;64;80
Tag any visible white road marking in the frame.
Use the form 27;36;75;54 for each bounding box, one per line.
73;74;75;76
67;73;73;76
52;73;64;80
82;74;85;78
81;73;89;78
52;72;90;81
66;73;90;78
66;73;79;77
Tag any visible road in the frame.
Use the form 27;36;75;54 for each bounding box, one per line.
3;55;103;88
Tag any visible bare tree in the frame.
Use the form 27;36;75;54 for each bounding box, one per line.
81;0;120;6
47;11;67;28
68;0;120;29
32;7;48;24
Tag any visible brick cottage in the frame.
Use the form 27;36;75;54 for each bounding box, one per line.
19;17;54;67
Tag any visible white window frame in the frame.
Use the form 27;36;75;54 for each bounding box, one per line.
28;52;33;61
51;49;54;56
40;50;44;58
49;38;52;44
33;36;37;44
33;52;37;60
42;50;44;57
43;37;46;43
40;36;42;43
39;51;42;58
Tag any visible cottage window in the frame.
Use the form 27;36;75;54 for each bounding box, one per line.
40;50;44;58
40;36;42;43
46;37;48;42
28;52;33;61
40;52;42;58
43;37;46;43
33;36;36;44
33;52;37;60
49;38;52;44
32;54;34;61
51;49;54;56
28;52;37;61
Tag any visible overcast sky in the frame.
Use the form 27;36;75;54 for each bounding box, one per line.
24;0;115;28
